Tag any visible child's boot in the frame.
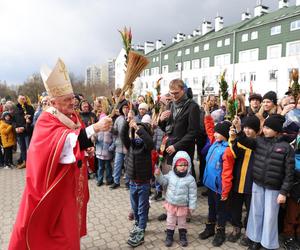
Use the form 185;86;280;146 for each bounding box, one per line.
212;226;226;247
179;228;188;247
165;229;174;247
227;226;241;242
127;227;144;247
199;222;215;239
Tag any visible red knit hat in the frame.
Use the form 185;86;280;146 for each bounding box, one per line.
175;158;188;166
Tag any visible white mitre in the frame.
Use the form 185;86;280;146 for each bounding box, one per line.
40;58;73;97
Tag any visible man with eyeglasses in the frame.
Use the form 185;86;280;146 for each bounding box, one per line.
159;78;201;170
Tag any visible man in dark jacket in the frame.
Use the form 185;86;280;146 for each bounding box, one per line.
159;79;201;166
15;95;35;169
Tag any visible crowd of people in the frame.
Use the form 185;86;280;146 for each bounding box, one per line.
1;77;300;250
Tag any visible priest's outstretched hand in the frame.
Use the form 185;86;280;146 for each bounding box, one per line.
93;117;112;132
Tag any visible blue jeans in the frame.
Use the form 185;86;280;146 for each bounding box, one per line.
97;159;113;183
129;181;150;230
112;152;125;184
17;134;29;162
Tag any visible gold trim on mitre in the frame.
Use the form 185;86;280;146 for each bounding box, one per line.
40;58;73;97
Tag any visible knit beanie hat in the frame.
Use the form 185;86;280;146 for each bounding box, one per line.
174;158;189;177
262;91;277;105
141;114;151;124
214;121;232;140
243;115;260;133
138;103;148;110
248;93;262;103
264;114;285;133
175;158;188;166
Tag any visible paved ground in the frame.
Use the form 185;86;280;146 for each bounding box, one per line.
0;167;253;250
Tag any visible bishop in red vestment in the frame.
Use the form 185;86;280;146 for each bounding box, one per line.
8;58;112;250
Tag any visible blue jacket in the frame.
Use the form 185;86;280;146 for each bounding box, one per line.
156;151;197;209
203;141;228;194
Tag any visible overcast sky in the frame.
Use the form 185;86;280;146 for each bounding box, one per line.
0;0;291;85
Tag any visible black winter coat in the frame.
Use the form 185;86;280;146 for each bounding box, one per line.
159;96;201;165
237;133;295;195
120;122;154;181
15;103;35;137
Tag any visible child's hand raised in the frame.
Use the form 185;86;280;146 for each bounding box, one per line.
154;167;160;176
277;194;286;204
229;126;236;140
232;116;241;133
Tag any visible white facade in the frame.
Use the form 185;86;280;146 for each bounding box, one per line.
85;65;101;86
139;53;300;102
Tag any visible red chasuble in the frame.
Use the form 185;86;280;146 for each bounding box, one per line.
9;110;89;250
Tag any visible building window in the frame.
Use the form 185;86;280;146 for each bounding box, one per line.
201;57;210;68
194;46;199;53
177;50;182;56
250;72;256;82
185;48;190;55
214;53;231;66
217;40;223;47
203;43;210;51
156;56;159;62
241;33;248;42
162;65;169;74
183;61;191;70
192;59;200;69
152;58;155;62
290;20;300;31
267;44;282;59
251;31;258;40
224;38;230;46
163;54;168;60
240;73;246;83
286;40;300;56
144;69;150;76
175;62;182;71
271;25;281;35
269;70;278;80
239;48;259;63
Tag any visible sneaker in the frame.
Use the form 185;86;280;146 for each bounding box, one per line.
109;183;120;189
212;226;225;247
4;165;10;169
227;227;241;243
158;213;167;221
129;223;139;238
127;227;144;247
151;191;162;201
283;238;300;250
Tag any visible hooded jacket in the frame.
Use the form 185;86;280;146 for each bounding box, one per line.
155;151;197;209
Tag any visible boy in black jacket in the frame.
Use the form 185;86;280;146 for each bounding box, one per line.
233;114;294;250
120;112;154;247
228;115;261;245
